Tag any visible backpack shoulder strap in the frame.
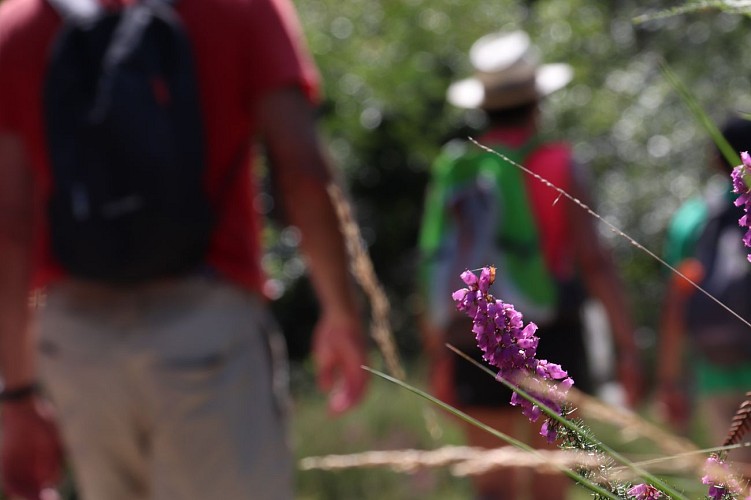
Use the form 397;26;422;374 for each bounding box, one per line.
47;0;178;24
47;0;103;24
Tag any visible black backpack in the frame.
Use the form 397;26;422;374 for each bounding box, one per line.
44;0;214;284
686;189;751;365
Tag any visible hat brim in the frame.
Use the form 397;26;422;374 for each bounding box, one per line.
446;63;573;110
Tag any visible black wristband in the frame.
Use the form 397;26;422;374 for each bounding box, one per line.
0;382;39;402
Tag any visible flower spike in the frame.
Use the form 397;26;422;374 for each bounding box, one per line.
452;266;574;441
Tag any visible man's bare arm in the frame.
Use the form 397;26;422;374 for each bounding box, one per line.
0;133;62;499
0;133;35;390
254;86;368;414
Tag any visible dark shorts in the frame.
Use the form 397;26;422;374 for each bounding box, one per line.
451;310;593;408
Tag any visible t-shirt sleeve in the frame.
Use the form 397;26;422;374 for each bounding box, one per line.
241;0;320;104
0;0;42;134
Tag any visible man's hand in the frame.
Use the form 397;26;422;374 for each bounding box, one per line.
310;312;368;415
1;397;63;500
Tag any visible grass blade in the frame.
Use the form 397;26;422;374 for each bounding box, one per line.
362;365;623;499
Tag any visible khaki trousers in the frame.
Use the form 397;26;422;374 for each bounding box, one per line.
37;277;292;500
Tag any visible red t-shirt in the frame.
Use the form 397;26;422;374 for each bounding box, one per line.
0;0;319;291
480;127;575;280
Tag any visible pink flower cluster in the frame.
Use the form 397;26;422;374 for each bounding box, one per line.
627;483;662;499
702;455;746;499
452;267;574;443
731;151;751;260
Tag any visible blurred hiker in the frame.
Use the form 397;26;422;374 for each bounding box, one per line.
0;0;368;498
657;116;751;474
418;30;642;500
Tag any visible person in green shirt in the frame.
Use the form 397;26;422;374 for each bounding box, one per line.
658;116;751;474
418;30;643;500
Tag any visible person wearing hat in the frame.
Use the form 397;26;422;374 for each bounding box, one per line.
418;30;643;500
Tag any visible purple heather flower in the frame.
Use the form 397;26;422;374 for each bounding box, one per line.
540;418;559;444
731;151;751;261
452;267;574;441
732;151;751;192
627;483;662;499
702;455;744;499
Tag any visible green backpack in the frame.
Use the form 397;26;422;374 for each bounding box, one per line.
418;138;558;327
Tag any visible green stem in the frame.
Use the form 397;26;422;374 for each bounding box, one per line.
362;366;622;499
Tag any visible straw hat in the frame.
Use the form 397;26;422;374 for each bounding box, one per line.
447;30;573;110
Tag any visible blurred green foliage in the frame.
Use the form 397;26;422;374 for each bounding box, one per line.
270;0;751;364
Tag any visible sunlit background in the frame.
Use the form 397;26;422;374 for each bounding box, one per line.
263;1;751;497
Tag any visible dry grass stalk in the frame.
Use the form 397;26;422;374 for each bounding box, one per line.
450;447;603;476
501;361;699;460
567;386;700;459
300;445;602;476
608;452;716;480
327;183;404;380
328;184;446;440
